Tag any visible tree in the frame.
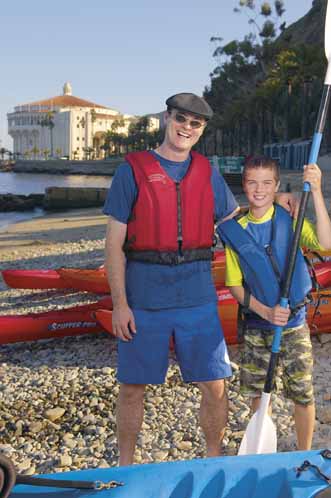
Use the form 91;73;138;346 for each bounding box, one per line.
31;146;40;160
90;109;97;149
0;148;7;161
82;146;94;160
204;0;326;154
42;148;51;160
55;147;62;158
40;111;55;157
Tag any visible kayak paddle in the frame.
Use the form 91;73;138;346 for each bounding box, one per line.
239;0;331;455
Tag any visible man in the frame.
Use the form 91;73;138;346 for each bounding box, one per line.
104;93;238;465
103;93;294;465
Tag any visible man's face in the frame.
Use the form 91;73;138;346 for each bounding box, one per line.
243;167;280;213
164;110;206;153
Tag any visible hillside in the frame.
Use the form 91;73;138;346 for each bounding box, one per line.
278;0;327;47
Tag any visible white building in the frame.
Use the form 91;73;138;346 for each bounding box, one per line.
7;82;159;160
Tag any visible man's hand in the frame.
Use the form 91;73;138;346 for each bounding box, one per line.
112;305;137;342
275;192;299;218
264;304;290;326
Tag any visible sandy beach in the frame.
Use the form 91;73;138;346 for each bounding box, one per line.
1;206;331;475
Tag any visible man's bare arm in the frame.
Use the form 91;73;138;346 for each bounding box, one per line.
105;216;136;341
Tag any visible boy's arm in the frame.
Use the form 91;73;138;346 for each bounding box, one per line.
229;286;290;327
225;246;291;327
304;163;331;250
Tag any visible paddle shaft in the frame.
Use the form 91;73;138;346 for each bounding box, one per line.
264;82;331;394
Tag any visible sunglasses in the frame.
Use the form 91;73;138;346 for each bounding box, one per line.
173;112;206;129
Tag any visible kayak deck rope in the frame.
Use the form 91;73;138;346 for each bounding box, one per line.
296;454;331;484
16;474;124;490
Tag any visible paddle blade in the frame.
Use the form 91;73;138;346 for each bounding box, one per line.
238;412;276;455
238;392;277;455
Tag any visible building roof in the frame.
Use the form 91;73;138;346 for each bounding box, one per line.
21;94;109;110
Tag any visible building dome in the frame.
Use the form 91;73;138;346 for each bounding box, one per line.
63;82;72;96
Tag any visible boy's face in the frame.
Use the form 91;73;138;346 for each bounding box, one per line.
243;167;280;214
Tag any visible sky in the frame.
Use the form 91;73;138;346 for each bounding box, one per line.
0;0;315;150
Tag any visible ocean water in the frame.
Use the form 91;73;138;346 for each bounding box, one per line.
0;172;112;231
0;209;44;231
0;171;112;195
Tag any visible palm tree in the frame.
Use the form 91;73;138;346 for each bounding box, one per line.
90;109;97;150
31;146;40;160
40;111;55;157
0;148;7;161
42;148;51;160
55;147;62;158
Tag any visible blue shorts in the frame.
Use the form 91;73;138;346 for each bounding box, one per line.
117;302;232;384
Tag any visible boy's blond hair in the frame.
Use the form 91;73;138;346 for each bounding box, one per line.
243;155;280;183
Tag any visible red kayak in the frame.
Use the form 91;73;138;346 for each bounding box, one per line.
0;297;113;344
1;280;331;345
1;269;69;290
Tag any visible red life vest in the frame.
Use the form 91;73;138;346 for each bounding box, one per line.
125;151;215;265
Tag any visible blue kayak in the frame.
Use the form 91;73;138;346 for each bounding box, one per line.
11;449;331;497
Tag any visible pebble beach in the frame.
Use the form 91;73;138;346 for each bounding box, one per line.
1;203;331;477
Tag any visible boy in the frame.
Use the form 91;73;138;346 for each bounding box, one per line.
218;156;331;450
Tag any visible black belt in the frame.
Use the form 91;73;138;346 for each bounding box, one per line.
126;248;213;265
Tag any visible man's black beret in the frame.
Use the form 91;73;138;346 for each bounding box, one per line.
165;93;213;120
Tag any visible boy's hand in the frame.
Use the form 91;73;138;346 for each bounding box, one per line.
265;304;290;326
303;163;322;192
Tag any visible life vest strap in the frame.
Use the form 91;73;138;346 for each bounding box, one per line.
126;248;213;265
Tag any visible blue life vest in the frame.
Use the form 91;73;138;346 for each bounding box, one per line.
217;205;312;310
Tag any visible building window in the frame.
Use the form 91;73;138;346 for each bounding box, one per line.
77;137;80;140
77;124;80;128
82;137;85;141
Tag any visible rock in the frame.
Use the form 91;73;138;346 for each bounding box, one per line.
28;421;43;433
45;407;65;422
17;458;32;472
318;407;331;424
151;450;169;461
59;454;73;467
176;441;193;451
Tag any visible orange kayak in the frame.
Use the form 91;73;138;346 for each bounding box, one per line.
95;286;239;345
95;260;331;346
1;251;226;292
58;267;109;294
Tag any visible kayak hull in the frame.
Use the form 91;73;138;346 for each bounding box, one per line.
1;251;226;292
0;298;113;344
1;269;68;290
58;267;110;294
11;449;331;497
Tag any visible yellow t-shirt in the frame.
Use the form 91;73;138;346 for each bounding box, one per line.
225;205;323;287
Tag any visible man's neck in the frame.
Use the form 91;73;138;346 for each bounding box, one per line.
154;143;190;162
